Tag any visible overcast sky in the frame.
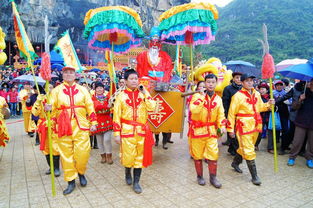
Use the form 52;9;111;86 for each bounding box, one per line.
191;0;234;7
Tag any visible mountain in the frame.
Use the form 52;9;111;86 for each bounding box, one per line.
200;0;313;67
0;0;190;44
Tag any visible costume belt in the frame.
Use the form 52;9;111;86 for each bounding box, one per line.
56;105;84;137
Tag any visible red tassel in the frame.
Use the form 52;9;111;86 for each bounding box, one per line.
57;107;72;138
185;31;194;45
40;52;51;81
142;123;154;168
261;53;275;79
109;32;118;43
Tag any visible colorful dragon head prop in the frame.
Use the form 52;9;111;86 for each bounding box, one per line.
193;57;232;95
0;27;7;65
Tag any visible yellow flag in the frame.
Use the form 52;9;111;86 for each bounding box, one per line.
54;31;83;73
12;1;37;61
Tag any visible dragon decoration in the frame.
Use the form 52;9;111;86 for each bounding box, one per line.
193;57;233;95
0;26;7;65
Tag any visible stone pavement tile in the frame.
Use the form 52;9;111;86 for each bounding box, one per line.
240;200;268;208
150;197;178;208
0;200;10;208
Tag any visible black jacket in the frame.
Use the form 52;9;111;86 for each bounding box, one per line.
294;88;313;130
222;82;242;117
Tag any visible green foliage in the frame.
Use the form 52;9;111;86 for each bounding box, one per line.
199;0;313;67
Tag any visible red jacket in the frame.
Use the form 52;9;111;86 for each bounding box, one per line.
92;93;113;134
8;91;19;103
136;51;173;82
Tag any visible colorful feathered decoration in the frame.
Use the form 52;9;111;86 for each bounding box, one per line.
261;53;275;79
158;2;218;46
83;6;145;54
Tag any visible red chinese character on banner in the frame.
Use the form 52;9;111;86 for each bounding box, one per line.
148;94;174;128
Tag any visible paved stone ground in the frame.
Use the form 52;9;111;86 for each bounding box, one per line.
1;117;313;208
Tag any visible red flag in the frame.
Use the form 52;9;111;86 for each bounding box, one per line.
261;53;275;79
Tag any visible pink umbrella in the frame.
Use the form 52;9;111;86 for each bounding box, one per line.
276;58;308;71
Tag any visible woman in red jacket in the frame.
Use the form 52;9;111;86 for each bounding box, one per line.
92;82;113;164
8;87;19;117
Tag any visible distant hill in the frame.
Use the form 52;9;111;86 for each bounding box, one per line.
199;0;313;67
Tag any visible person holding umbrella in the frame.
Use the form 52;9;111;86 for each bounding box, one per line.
287;78;313;168
227;74;275;185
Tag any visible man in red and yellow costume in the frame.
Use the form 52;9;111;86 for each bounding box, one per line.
46;66;97;195
113;69;156;194
19;82;36;136
32;92;60;177
136;27;172;83
189;74;226;188
227;74;274;185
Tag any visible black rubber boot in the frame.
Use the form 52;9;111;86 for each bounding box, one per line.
231;153;243;173
78;174;87;187
246;160;261;185
90;136;93;148
35;134;40;145
45;155;51;175
125;167;132;185
133;168;142;194
166;133;174;144
154;134;159;147
63;180;76;195
53;156;61;177
93;136;98;149
162;133;168;150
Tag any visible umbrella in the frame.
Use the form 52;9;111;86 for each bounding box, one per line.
89;68;101;72
158;2;218;46
224;60;260;77
51;64;64;71
79;78;92;84
88;72;97;76
83;6;145;54
276;58;308;71
158;2;219;78
13;74;46;84
279;62;313;81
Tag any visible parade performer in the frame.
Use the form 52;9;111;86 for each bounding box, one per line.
136;27;173;82
113;69;156;194
0;96;10;147
92;82;113;164
227;74;274;185
19;82;36;136
32;89;60;177
46;66;97;195
189;74;226;188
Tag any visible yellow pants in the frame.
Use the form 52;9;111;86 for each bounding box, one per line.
23;112;33;133
121;134;144;168
41;134;60;156
58;125;91;182
190;137;218;160
236;132;259;160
